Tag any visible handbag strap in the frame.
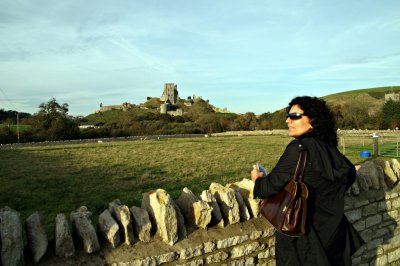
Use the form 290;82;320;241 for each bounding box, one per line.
293;150;308;182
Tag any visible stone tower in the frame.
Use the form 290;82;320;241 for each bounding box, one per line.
160;83;179;104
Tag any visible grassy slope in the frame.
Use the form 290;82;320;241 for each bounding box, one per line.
322;86;400;113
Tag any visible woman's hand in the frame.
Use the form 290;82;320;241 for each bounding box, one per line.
251;169;265;183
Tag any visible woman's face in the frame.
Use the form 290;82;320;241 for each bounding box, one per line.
286;104;313;138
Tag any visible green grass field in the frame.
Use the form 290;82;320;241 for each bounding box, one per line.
0;135;364;239
0;123;31;132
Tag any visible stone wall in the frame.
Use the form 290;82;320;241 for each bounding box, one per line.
1;159;400;265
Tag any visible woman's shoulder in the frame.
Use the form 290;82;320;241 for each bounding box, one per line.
283;139;307;157
297;136;327;150
288;138;308;151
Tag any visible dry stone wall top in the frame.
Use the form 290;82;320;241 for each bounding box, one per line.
1;158;400;265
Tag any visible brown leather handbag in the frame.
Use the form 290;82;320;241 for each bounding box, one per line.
260;150;309;237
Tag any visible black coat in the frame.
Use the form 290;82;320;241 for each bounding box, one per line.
254;136;364;266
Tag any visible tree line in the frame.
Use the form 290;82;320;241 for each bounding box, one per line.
1;98;400;144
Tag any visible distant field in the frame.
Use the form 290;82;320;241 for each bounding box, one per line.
0;123;31;132
0;135;365;239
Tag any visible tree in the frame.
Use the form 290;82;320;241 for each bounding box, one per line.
381;99;400;129
31;98;79;140
258;112;273;130
231;112;258;131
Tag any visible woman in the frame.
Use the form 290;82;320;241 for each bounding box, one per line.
252;96;364;265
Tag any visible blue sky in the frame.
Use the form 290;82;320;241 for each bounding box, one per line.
1;0;399;116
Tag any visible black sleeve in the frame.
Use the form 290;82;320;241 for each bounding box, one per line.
253;140;303;199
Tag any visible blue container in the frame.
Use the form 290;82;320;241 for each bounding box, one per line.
359;151;371;158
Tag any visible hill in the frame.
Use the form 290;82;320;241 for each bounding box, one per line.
322;86;400;113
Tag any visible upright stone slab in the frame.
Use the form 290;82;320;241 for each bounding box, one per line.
142;189;179;245
98;209;121;248
0;207;24;266
209;182;240;225
230;178;262;217
70;206;100;254
130;206;152;242
176;187;213;229
26;211;48;263
55;213;75;258
374;160;399;188
358;161;381;190
233;189;251;221
171;200;187;239
108;199;135;245
200;189;224;227
390;159;400;179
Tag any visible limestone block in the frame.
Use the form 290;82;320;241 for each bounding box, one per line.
374;159;399;188
357;161;380;190
142;189;179;245
55;213;75;258
388;248;400;263
350;180;360;196
176;187;213;229
206;251;229;264
109;199;135;245
229;178;262;217
152;251;178;264
171;200;187;239
130;206;152;242
234;189;251;221
98;209;120;248
70;206;100;253
209;182;240;225
119;257;157;266
390;158;400;178
375;164;389;191
345;209;362;223
179;243;204;259
0;206;24;266
200;190;224;227
366;214;382;228
216;235;249;249
177;259;204;266
356;172;369;191
26;211;48;263
230;242;263;259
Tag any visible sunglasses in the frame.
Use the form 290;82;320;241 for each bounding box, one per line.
286;112;306;120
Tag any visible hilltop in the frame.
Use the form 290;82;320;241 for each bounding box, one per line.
322;86;400;114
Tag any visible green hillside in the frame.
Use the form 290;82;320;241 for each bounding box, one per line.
321;86;400;113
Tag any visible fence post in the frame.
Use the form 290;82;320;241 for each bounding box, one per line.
340;134;345;155
372;132;380;158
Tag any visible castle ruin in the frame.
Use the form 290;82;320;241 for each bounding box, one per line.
385;92;400;103
160;83;179;104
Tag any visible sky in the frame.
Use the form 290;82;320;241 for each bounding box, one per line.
0;0;400;116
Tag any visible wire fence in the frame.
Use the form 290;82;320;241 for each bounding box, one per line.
338;131;400;158
379;134;400;157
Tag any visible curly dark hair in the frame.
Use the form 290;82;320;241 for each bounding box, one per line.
287;96;338;146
